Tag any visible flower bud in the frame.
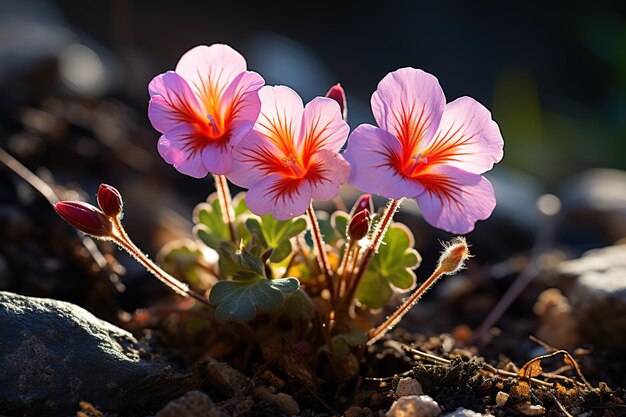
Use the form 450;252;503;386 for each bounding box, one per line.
350;194;373;218
348;208;370;241
54;201;113;237
325;83;347;121
97;184;123;217
437;237;470;275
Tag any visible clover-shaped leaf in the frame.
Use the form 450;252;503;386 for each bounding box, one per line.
209;277;300;322
355;223;421;309
322;328;368;359
245;215;306;262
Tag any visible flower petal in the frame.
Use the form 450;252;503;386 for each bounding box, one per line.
175;44;247;111
255;86;303;155
372;67;445;154
157;124;209;178
245;174;312;220
148;71;203;133
298;97;349;157
202;142;232;175
307;149;350;201
227;130;286;188
419;96;504;174
344;124;425;199
415;164;496;234
221;71;264;135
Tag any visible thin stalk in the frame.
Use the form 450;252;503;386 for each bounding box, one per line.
111;218;211;306
213;174;237;243
344;198;403;304
368;266;446;345
306;204;334;300
335;240;355;296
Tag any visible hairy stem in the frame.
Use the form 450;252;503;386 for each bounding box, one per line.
306;204;334;300
336;240;355;296
213;174;237;243
368;266;446;345
344;198;403;304
111;218;211;306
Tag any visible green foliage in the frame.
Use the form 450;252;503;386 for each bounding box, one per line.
355;224;421;309
210;277;300;322
323;329;368;359
193;193;250;250
158;239;214;289
245;214;307;262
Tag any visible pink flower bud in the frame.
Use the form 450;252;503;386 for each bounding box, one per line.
325;83;347;121
350;194;373;218
348;208;370;241
97;184;123;217
54;201;113;237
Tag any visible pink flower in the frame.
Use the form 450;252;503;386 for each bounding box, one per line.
148;44;264;178
227;86;350;220
344;68;504;234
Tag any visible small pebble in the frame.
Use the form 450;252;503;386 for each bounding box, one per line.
441;408;494;417
495;391;509;407
386;395;441;417
518;403;545;416
395;377;423;397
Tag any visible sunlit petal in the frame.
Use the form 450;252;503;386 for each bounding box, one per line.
157;124;209;179
245;174;312;220
371;68;445;157
419;96;504;174
344;124;425;199
299;97;349;157
148;71;203;133
307;149;351;201
415;164;496;234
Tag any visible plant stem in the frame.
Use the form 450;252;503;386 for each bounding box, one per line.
111;218;211;306
344;198;403;304
368;266;446;345
335;240;355;296
213;174;237;243
306;204;334;300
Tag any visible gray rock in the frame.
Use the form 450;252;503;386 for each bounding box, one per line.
0;291;195;416
559;244;626;347
395;377;423;397
155;391;226;417
559;169;626;241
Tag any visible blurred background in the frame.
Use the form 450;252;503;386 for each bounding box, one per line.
1;0;626;355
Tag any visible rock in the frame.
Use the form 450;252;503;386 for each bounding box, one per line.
517;403;545;416
253;386;301;415
532;288;579;348
559;169;626;242
395;377;424;397
203;356;249;397
559;244;626;347
495;391;509;407
441;408;494;417
0;291;195;417
155;391;226;417
344;406;375;417
386;395;441;417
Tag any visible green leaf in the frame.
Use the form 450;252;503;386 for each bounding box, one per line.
322;329;369;360
355;223;421;309
193;194;230;250
217;243;265;280
245;214;307;262
157;239;214;289
209;277;300;322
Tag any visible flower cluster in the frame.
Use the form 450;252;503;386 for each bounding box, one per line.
148;44;503;234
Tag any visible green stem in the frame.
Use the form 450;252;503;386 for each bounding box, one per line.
213;174;237;243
